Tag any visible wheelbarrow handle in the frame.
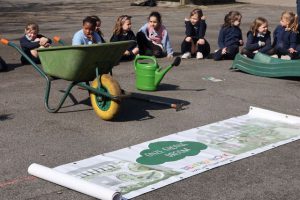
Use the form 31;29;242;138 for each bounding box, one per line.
1;38;9;45
53;36;65;45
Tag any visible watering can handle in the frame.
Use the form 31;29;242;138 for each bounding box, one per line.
134;55;157;71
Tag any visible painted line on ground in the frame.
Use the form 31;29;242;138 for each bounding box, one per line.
0;176;36;189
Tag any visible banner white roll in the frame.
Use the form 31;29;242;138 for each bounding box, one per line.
28;163;122;200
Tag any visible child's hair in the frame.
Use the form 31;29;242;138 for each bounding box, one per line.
281;11;298;32
148;11;162;25
250;17;268;36
90;15;101;23
90;15;104;36
112;15;132;35
82;16;96;27
223;11;242;27
190;8;203;21
25;22;39;33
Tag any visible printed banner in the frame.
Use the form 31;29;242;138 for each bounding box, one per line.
49;107;300;199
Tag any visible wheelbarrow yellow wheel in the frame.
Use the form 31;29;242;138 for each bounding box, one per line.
90;74;121;120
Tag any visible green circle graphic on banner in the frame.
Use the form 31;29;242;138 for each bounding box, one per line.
136;141;208;165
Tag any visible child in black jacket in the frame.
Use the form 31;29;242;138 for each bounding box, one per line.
270;11;299;59
20;22;51;64
214;11;243;61
241;17;272;58
181;9;210;59
110;15;138;60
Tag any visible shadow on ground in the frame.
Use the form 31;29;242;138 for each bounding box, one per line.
116;93;190;122
0;114;14;121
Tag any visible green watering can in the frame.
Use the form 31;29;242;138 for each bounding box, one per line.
134;55;181;91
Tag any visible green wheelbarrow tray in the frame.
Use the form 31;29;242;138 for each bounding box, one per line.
37;41;134;81
231;52;300;77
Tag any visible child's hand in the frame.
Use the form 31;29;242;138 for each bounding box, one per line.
39;37;49;46
124;50;130;56
44;43;51;48
197;39;205;45
288;48;297;53
258;41;265;47
239;40;244;46
185;37;192;42
167;54;173;59
86;34;95;43
221;48;227;55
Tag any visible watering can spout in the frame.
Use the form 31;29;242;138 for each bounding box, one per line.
154;57;181;87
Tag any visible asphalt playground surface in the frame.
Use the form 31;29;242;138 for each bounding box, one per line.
0;0;299;199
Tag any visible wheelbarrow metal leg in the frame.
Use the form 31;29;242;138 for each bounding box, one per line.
44;80;77;113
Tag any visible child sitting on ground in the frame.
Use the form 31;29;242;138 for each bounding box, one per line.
181;8;210;59
72;16;103;45
110;15;139;60
137;11;173;58
20;22;51;64
214;11;243;61
241;17;272;59
90;15;106;43
269;11;299;59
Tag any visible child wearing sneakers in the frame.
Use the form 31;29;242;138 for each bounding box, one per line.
241;17;272;58
214;11;243;61
181;9;210;59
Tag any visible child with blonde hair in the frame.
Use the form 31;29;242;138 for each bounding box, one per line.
181;8;210;59
20;22;51;64
214;11;243;61
241;17;272;58
110;15;139;60
137;11;173;58
270;11;299;59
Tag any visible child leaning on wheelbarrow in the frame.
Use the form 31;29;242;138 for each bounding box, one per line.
20;22;52;65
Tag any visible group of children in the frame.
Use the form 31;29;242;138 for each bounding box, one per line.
20;9;300;64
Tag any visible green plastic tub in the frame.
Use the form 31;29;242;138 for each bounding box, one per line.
231;53;300;77
37;41;134;81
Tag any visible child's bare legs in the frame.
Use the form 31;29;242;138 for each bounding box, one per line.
132;47;139;55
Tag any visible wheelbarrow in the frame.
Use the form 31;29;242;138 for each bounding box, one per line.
1;38;184;120
0;38;134;120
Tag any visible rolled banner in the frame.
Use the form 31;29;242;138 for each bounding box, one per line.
28;163;122;200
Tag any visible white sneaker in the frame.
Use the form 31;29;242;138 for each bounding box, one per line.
196;52;204;59
281;55;291;60
181;52;191;59
271;54;278;58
